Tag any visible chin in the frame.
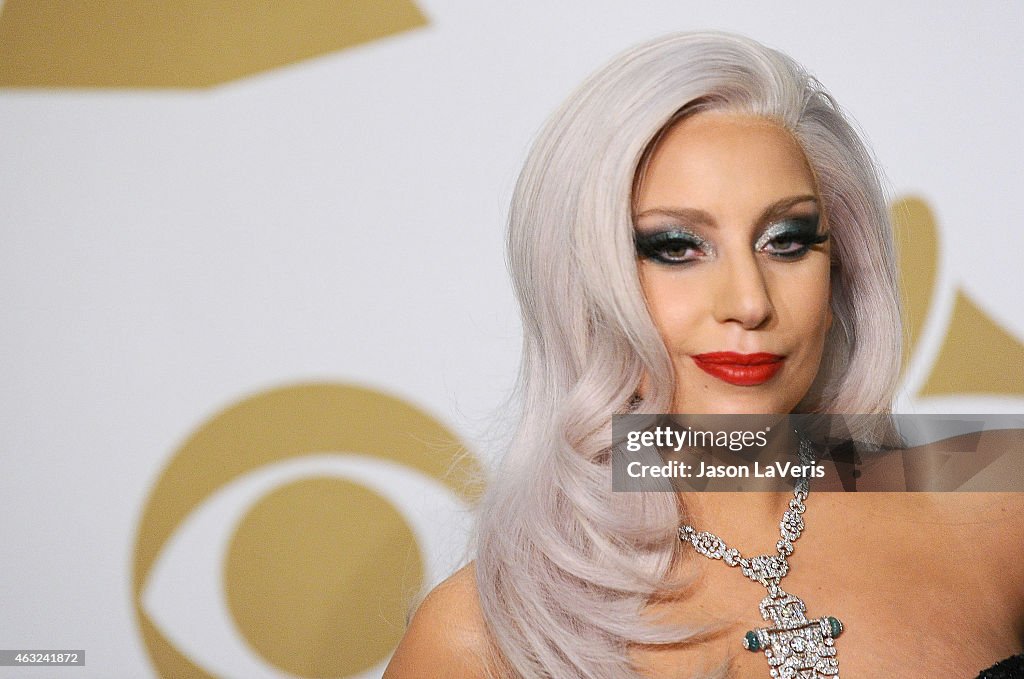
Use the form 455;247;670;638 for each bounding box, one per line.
672;394;797;415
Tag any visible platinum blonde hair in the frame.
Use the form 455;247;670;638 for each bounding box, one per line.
475;31;901;677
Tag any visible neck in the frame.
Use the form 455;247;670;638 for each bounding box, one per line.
663;421;807;491
677;426;809;553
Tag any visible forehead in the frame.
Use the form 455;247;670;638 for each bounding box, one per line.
635;113;818;216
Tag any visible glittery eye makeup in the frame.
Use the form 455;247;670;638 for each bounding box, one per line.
635;217;827;266
754;215;828;259
634;227;714;265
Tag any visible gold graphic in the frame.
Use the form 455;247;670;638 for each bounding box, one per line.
226;478;422;677
133;383;480;678
920;291;1024;396
892;197;939;375
892;196;1024;396
0;1;427;88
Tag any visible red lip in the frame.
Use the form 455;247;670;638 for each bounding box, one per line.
691;352;785;386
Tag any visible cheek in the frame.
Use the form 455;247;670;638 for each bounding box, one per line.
639;269;707;347
778;267;832;349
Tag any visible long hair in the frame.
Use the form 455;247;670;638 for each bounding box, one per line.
475;31;901;677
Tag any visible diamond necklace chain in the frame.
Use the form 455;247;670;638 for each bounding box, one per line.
677;438;843;678
679;476;807;595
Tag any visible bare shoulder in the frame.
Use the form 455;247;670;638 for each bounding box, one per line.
969;428;1024;492
915;426;1024;531
914;425;1024;600
901;427;1024;492
383;562;497;678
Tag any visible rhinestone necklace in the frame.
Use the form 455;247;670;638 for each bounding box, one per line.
678;439;843;678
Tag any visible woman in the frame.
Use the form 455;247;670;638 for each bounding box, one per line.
385;32;1024;678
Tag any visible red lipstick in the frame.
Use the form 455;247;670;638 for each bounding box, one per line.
691;352;784;386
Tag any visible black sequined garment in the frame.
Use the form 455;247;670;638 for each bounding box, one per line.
977;653;1024;679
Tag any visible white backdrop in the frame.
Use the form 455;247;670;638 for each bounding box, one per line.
1;1;1022;677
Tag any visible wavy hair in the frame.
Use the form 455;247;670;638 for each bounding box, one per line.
475;31;901;677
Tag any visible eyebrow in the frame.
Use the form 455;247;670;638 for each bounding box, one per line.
634;195;819;228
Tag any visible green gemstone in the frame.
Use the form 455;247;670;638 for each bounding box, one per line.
743;631;760;651
827;616;843;638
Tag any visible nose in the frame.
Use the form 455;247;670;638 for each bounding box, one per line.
712;253;773;329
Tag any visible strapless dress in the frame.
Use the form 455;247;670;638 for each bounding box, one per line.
977;653;1024;678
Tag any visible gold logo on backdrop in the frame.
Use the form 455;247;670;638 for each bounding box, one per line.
0;0;427;87
893;196;1024;396
133;383;481;678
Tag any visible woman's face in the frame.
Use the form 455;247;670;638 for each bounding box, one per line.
634;113;832;414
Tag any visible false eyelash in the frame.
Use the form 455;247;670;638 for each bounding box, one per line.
634;229;710;264
757;217;828;259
